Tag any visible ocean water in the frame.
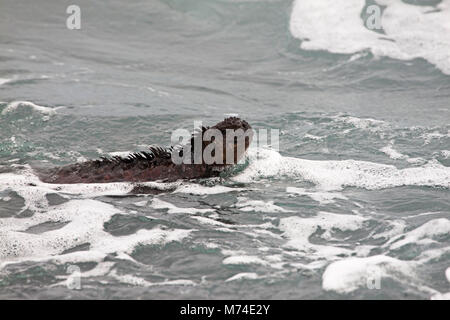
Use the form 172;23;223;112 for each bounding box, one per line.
0;0;449;299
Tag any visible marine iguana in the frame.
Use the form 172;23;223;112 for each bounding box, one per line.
36;117;253;184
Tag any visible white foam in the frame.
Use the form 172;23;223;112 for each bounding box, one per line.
0;78;11;86
380;144;425;164
372;219;406;241
322;255;415;294
0;198;192;268
80;262;116;279
235;197;291;213
416;247;450;265
151;198;214;214
385;218;450;250
190;216;229;227
1;101;62;116
233;148;450;191
134;200;148;207
286;187;348;204
290;0;450;75
380;144;407;160
109;270;196;287
0;168;140;214
111;270;151;286
422;131;450;144
303;134;324;141
279;212;368;260
250;228;283;240
0;167;193;272
223;255;269;266
335;115;388;131
173;184;246;195
431;292;450;300
318;219;450;295
0;167;181;209
225;272;259;282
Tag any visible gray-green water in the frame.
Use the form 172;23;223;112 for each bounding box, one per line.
0;0;449;299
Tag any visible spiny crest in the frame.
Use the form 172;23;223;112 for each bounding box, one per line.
89;117;249;168
92;145;173;168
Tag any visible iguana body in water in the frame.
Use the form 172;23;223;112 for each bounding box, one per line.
36;117;253;184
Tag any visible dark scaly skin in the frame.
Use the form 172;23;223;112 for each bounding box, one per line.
36;117;253;184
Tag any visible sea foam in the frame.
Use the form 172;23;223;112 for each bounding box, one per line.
1;101;62;116
290;0;450;75
0;166;193;273
233;148;450;190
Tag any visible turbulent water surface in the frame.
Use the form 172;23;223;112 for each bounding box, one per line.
0;0;449;299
